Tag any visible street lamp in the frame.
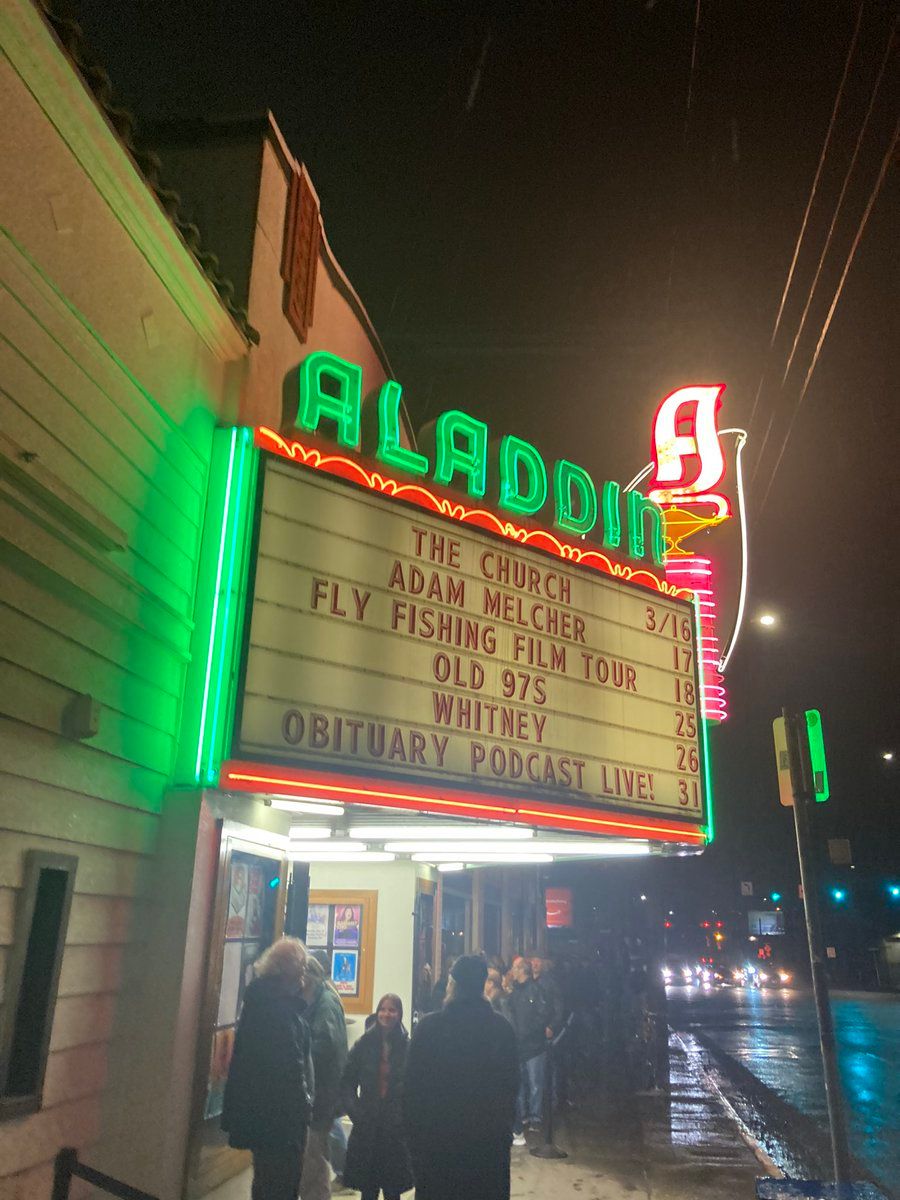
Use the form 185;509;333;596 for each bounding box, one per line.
758;612;777;627
882;751;894;762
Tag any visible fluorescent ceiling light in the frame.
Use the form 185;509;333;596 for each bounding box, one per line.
385;840;649;856
287;827;334;840
270;798;345;816
350;825;534;840
437;862;466;872
410;852;553;864
290;840;366;853
290;851;395;863
526;841;651;857
385;841;544;854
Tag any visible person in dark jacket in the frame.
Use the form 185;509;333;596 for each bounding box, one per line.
299;956;349;1200
340;993;413;1200
507;958;551;1135
403;955;520;1200
532;957;565;1034
222;937;314;1200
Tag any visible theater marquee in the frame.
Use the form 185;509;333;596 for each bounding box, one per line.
232;455;707;830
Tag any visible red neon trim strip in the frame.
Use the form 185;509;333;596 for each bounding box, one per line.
255;427;689;600
220;761;707;844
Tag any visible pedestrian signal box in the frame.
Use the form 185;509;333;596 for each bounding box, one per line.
772;710;829;806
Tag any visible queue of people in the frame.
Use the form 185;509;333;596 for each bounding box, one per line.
222;939;579;1200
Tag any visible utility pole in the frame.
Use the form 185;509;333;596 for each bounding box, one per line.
783;708;852;1194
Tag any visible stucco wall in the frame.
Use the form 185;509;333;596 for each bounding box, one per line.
241;132;391;431
308;859;422;1040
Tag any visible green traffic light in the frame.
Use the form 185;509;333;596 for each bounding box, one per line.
831;887;847;902
770;892;782;903
805;709;829;802
889;885;900;900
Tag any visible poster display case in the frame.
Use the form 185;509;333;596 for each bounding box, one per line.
186;827;288;1198
305;889;377;1015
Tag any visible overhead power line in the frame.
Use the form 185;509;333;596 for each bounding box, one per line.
683;0;702;146
756;117;899;517
779;19;897;387
746;1;865;439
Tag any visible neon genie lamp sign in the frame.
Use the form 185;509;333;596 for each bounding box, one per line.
287;351;666;566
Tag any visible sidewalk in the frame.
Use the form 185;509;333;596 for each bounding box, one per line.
509;1033;771;1200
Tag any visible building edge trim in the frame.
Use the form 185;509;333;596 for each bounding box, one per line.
3;0;250;361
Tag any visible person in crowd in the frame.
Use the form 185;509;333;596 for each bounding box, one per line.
532;957;565;1037
403;955;520;1199
427;955;457;1011
222;937;314;1200
484;967;507;1015
299;956;349;1200
340;993;413;1200
507;957;551;1141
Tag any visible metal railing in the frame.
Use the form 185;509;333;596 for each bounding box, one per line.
52;1149;160;1200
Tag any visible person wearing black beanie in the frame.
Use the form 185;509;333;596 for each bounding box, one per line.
402;955;520;1200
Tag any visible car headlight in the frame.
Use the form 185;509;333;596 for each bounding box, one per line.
758;971;768;982
778;971;791;983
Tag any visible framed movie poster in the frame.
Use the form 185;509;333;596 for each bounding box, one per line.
246;865;265;938
306;890;377;1016
225;859;249;937
306;903;330;948
331;949;359;995
217;941;242;1027
333;904;361;948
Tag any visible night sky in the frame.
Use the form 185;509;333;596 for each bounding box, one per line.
72;1;899;918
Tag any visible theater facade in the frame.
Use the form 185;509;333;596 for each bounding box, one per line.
173;374;712;1195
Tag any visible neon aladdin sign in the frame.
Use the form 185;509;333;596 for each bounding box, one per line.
285;351;666;568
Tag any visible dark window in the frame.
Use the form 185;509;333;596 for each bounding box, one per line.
0;852;77;1119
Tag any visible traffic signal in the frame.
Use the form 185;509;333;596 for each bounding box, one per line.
805;710;829;801
772;710;829;803
888;885;900;900
831;887;847;903
770;892;782;903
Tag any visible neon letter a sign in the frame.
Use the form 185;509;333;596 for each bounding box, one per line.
650;384;728;514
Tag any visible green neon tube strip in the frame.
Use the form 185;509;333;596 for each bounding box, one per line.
194;427;259;785
204;426;256;783
194;428;237;782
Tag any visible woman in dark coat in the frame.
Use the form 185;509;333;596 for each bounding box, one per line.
222;937;314;1200
340;993;414;1200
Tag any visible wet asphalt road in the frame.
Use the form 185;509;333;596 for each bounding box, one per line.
667;984;900;1196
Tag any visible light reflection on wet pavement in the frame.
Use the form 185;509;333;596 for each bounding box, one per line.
668;986;900;1197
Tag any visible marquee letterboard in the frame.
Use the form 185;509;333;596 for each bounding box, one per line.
234;457;706;825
